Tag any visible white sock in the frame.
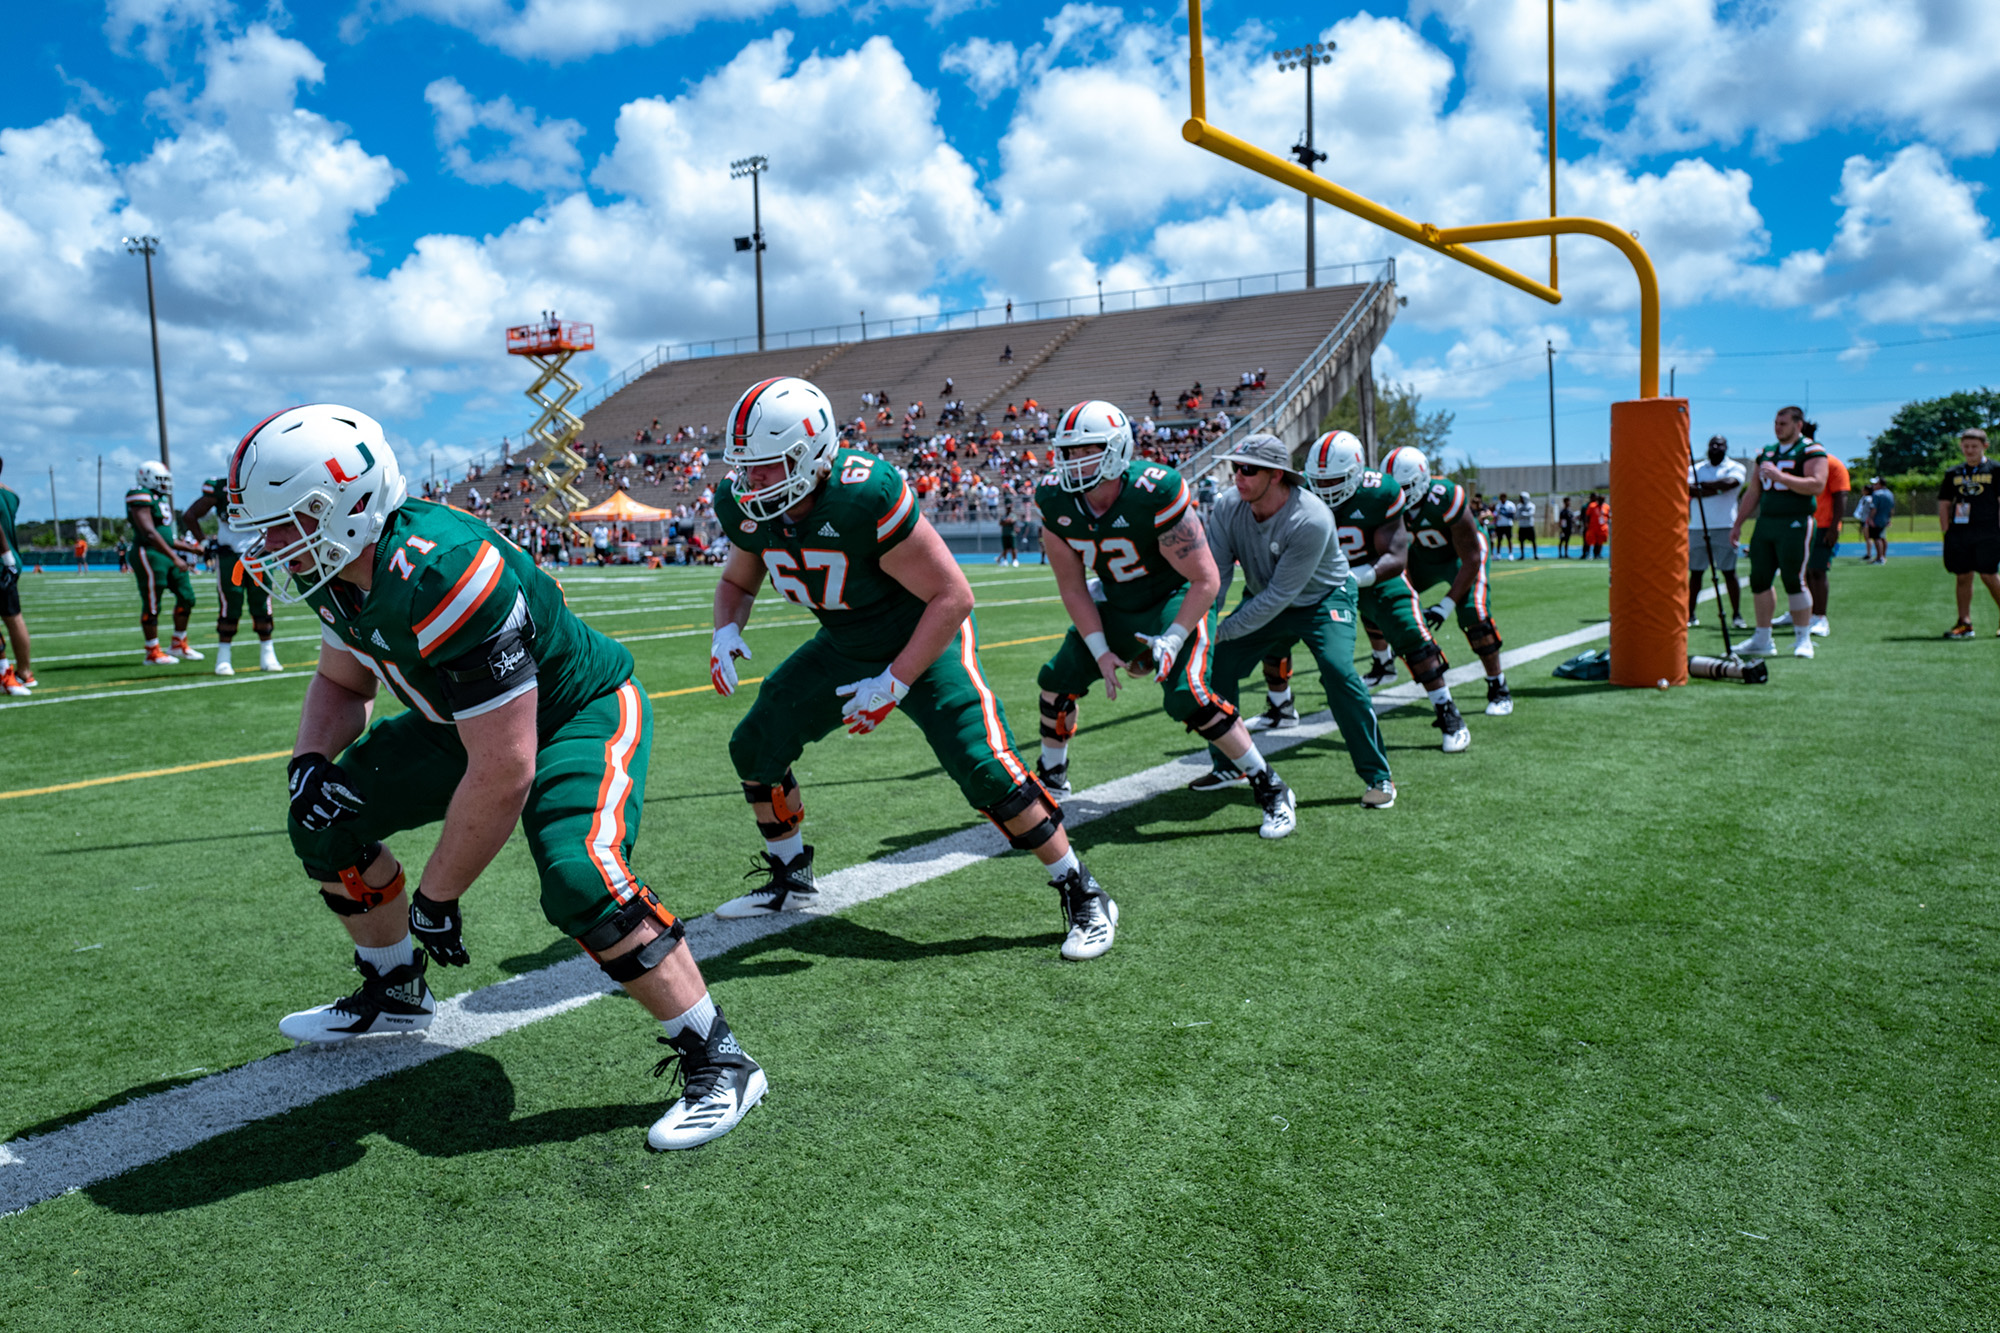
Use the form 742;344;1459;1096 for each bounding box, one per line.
215;643;232;667
1372;650;1394;665
1265;687;1292;707
1040;741;1068;768
1487;672;1506;688
356;936;417;973
1045;847;1080;882
1236;744;1269;775
1794;626;1813;644
145;637;160;649
1427;687;1452;706
0;656;10;672
661;992;717;1041
763;830;805;862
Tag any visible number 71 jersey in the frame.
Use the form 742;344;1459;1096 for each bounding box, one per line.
1035;461;1193;613
715;448;929;659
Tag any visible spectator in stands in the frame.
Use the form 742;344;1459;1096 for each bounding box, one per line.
1255;368;1267;388
1149;389;1162;415
941;376;954;398
1005;299;1014;322
1000;344;1013;363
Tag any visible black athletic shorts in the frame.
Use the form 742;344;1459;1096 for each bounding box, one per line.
0;572;19;618
1943;529;2000;576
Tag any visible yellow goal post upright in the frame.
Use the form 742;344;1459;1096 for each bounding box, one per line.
507;316;596;544
1181;0;1690;687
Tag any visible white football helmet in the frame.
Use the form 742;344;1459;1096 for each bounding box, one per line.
227;404;406;603
136;460;173;496
1304;430;1367;506
1052;400;1133;493
1383;445;1430;502
724;377;838;520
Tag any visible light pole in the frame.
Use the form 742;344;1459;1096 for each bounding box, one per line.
1270;42;1335;288
122;235;170;468
1546;340;1558;498
730;156;769;351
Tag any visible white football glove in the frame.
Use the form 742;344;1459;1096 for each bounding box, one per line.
834;667;909;735
1086;576;1107;604
1136;625;1188;683
1352;561;1377;588
0;550;16;572
710;623;751;696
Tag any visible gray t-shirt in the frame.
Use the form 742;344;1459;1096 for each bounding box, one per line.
1207;483;1346;641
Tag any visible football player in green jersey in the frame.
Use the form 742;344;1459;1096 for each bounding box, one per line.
706;377;1118;961
1385;446;1514;717
181;476;282;676
127;461;206;665
1032;401;1297;838
1729;405;1828;659
0;456;32;696
1305;432;1471;750
231;404;763;1150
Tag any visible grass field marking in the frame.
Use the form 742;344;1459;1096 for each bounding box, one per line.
32;632;329;666
979;633;1066;649
648;676;765;699
0;609;1628;1218
0;668;306;710
0;751;293;802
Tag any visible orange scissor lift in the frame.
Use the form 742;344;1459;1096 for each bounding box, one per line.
507;317;596;543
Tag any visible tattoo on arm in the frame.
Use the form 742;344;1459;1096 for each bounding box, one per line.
1159;512;1203;557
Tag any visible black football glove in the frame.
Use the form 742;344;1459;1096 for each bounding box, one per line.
287;752;365;831
410;887;469;967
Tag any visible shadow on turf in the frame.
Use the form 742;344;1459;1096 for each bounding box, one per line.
8;1071;218;1142
87;1049;662;1214
52;829;288;856
701;915;1057;985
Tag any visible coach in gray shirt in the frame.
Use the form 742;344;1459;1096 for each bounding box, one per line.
1201;434;1396;807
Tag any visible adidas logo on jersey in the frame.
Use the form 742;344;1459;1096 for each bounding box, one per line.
1111;515;1129;528
371;629;391;650
818;522;840;538
1348;509;1363;519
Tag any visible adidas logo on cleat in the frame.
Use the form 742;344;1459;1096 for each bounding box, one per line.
818;522;840;538
715;1032;744;1056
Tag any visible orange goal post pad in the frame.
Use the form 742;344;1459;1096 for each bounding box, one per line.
1608;397;1691;688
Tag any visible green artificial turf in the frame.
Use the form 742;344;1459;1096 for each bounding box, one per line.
1;556;1994;1330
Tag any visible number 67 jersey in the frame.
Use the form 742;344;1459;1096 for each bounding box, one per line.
715;448;928;658
1034;461;1193;612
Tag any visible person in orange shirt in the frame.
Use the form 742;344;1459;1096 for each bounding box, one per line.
73;535;89;573
1794;444;1849;638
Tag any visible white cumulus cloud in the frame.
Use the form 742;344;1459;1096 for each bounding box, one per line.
425;77;585;191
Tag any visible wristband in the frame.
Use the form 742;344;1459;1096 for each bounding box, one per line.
1436;594;1456;618
1084;631;1111;660
1352;562;1377;588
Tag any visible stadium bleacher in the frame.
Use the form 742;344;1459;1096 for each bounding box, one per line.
431;280;1376;531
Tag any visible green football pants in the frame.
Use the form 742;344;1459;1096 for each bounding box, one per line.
135;553;196;618
1748;517;1811;594
1405;526;1493;631
214;545;271;624
1208;585;1392;785
1038;589;1226;728
732;616;1033;812
1357;573;1440;660
290;680;659;939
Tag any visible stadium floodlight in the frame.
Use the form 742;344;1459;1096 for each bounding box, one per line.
1268;41;1335;287
120;235;170;468
730;155;770;351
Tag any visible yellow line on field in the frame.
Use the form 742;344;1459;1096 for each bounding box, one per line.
1;751;291;801
982;633;1066;648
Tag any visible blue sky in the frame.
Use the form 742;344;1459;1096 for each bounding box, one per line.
4;0;1998;512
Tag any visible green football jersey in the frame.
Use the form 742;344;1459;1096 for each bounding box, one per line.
1034;461;1194;613
0;484;18;557
1405;478;1478;566
306;499;633;730
715;448;926;659
1329;470;1407;564
1752;439;1828;519
126;486;177;567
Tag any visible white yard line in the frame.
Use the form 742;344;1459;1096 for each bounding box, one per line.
0;609;1624;1215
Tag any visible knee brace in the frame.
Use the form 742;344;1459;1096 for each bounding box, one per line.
1184;699;1238;742
1038;693;1079;744
1407;644;1449;688
742;770;802;840
314;842;401;916
251;617;275;636
216;616;241;636
577;885;686;983
1466;616;1504;659
982;781;1066;853
1260;653;1293;692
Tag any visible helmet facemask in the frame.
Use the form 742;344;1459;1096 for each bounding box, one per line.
235;486;373;603
727;436;828;521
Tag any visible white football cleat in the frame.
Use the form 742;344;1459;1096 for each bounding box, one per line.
279;953;434;1043
1250;768;1296;840
214;659;235;676
259;643;284;671
1484;680;1514;716
170;636;202;660
1054;865;1117;961
1809;615;1829;637
715;847;817;918
1434;701;1471;753
1035;758;1071;800
648;1013;766;1150
1740;630;1776;657
1245;697;1299;731
1792;636;1815;659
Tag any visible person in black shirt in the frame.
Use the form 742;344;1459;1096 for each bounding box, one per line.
1941;427;2000;639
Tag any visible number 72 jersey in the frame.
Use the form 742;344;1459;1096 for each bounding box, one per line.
1034;462;1193;614
715;448;930;659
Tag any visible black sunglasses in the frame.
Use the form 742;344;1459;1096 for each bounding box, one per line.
1232;463;1266;476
